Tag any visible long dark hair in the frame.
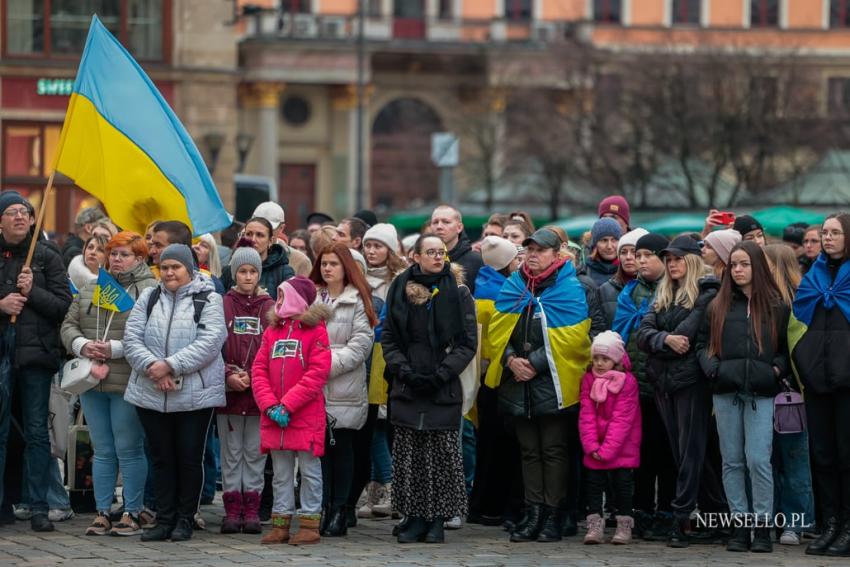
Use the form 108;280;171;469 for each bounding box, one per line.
709;241;781;357
825;212;850;259
309;243;378;328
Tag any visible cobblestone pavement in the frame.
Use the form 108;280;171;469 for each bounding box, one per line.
0;504;841;566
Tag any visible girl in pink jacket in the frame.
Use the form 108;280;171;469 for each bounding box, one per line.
252;276;332;546
579;330;641;546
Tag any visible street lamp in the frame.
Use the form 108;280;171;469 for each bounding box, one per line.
355;0;365;211
236;133;255;173
203;132;226;174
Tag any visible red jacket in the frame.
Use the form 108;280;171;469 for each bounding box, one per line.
578;369;642;470
220;289;275;416
252;303;332;457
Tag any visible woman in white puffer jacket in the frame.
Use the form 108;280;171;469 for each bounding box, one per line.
309;243;377;538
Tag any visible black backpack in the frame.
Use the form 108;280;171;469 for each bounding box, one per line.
145;287;211;329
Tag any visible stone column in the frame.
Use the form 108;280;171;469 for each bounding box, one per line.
239;82;285;198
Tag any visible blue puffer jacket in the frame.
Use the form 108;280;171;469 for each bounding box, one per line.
123;273;227;413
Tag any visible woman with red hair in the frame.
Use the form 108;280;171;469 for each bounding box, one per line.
60;231;157;536
309;244;377;537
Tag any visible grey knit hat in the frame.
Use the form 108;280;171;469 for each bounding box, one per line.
230;245;263;277
160;244;194;277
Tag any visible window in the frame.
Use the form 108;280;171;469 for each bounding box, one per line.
750;0;778;27
504;0;531;21
830;1;850;28
366;0;382;17
281;0;311;13
672;0;700;25
593;0;621;24
438;0;453;20
828;77;850;116
4;0;166;60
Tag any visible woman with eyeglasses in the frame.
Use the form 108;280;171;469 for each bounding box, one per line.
790;214;850;557
382;234;477;544
61;232;157;536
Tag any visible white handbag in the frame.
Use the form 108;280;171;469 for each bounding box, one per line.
48;376;73;459
60;357;98;395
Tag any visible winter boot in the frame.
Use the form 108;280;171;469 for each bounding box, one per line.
583;513;605;544
242;491;262;534
289;514;321;545
324;506;348;537
261;514;291;544
537;507;564;542
509;504;544;542
612;515;634;545
667;516;690;548
807;517;839;555
751;527;773;553
726;526;751;552
220;491;242;534
825;520;850;557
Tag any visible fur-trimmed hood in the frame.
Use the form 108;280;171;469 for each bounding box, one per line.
405;263;466;305
266;302;332;328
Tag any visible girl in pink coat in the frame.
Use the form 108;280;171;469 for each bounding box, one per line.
252;276;332;546
579;330;641;546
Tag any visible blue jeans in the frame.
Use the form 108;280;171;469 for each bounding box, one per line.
461;417;476;496
370;419;392;485
773;430;816;532
713;393;774;517
201;422;218;502
80;390;147;514
0;366;53;514
20;457;69;510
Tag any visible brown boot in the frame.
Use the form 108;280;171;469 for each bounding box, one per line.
261;514;291;544
289;515;321;545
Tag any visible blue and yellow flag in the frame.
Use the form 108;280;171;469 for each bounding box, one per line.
368;302;388;405
474;266;507;363
68;277;79;298
92;268;135;313
55;16;231;237
484;262;591;409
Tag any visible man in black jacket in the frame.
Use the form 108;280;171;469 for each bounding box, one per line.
0;191;72;532
61;206;106;268
430;205;484;294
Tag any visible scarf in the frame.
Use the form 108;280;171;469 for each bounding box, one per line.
792;253;850;326
521;257;567;295
387;263;464;350
590;369;626;403
612;279;652;344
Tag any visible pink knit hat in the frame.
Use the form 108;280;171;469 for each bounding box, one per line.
704;229;742;266
591;331;626;365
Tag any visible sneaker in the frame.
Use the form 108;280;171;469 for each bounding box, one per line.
48;508;75;522
110;512;142;536
86;513;112;536
138;508;157;529
13;505;32;521
443;516;462;530
356;482;375;519
372;484;393;518
780;530;801;545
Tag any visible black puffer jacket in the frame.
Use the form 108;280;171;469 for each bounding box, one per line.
0;235;72;370
585;258;618;287
598;277;626;329
696;290;790;397
579;274;606;340
448;236;483;295
637;277;719;395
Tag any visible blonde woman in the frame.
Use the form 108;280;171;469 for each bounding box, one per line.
193;234;222;278
637;235;719;548
764;244;802;308
362;223;406;301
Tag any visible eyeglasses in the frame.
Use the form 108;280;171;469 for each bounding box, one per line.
821;230;844;239
422;249;447;258
2;208;29;218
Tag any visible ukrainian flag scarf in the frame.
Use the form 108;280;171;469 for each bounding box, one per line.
485;260;591;409
612;279;651;344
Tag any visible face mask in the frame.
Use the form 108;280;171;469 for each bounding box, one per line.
275;283;308;319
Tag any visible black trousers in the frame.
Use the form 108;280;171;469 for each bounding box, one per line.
655;381;712;520
805;389;850;522
633;395;676;514
586;468;634;517
513;413;570;508
136;407;214;526
698;414;728;514
323;428;356;508
347;405;378;510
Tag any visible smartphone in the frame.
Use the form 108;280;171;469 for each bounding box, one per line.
715;211;735;225
173;375;184;390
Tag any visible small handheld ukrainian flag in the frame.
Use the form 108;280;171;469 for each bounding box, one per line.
92;268;134;313
68;277;79;298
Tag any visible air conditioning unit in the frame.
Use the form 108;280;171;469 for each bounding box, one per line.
531;22;556;42
320;17;349;38
280;13;318;37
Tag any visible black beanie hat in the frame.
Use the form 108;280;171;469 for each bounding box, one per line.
635;232;670;255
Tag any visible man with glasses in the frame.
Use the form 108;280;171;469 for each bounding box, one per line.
0;191;72;532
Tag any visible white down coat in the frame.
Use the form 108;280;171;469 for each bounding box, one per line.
123;274;227;413
320;285;373;430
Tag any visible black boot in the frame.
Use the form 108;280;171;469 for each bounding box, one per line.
320;505;331;535
346;505;357;528
392;516;409;536
424;517;445;543
825;520;850;557
751;527;773;553
667;517;690;548
324;506;348;537
538;507;564;542
561;509;577;537
170;516;194;542
807;517;840;556
643;512;673;541
397;516;428;543
141;522;173;541
30;513;54;533
726;527;750;552
510;504;545;542
505;506;529;533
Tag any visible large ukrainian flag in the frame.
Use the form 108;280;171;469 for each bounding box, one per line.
484;261;591;409
474;266;507;364
55;16;231;236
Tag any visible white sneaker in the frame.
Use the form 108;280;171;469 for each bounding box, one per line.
444;516;462;530
13;505;32;521
779;530;800;545
48;508;75;522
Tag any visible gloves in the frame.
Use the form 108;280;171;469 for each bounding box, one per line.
409;372;445;395
266;404;291;428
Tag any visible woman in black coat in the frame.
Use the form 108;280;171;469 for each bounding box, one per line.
381;234;477;544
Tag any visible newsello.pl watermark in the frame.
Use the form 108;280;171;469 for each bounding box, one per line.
695;512;812;529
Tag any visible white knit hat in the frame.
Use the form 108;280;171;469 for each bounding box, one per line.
480;236;519;270
349;249;368;274
363;223;400;255
617;228;649;255
401;233;419;254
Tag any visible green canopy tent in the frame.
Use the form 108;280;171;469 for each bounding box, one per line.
640;213;707;236
751;206;825;236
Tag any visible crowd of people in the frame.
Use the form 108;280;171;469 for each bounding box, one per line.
0;190;845;557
